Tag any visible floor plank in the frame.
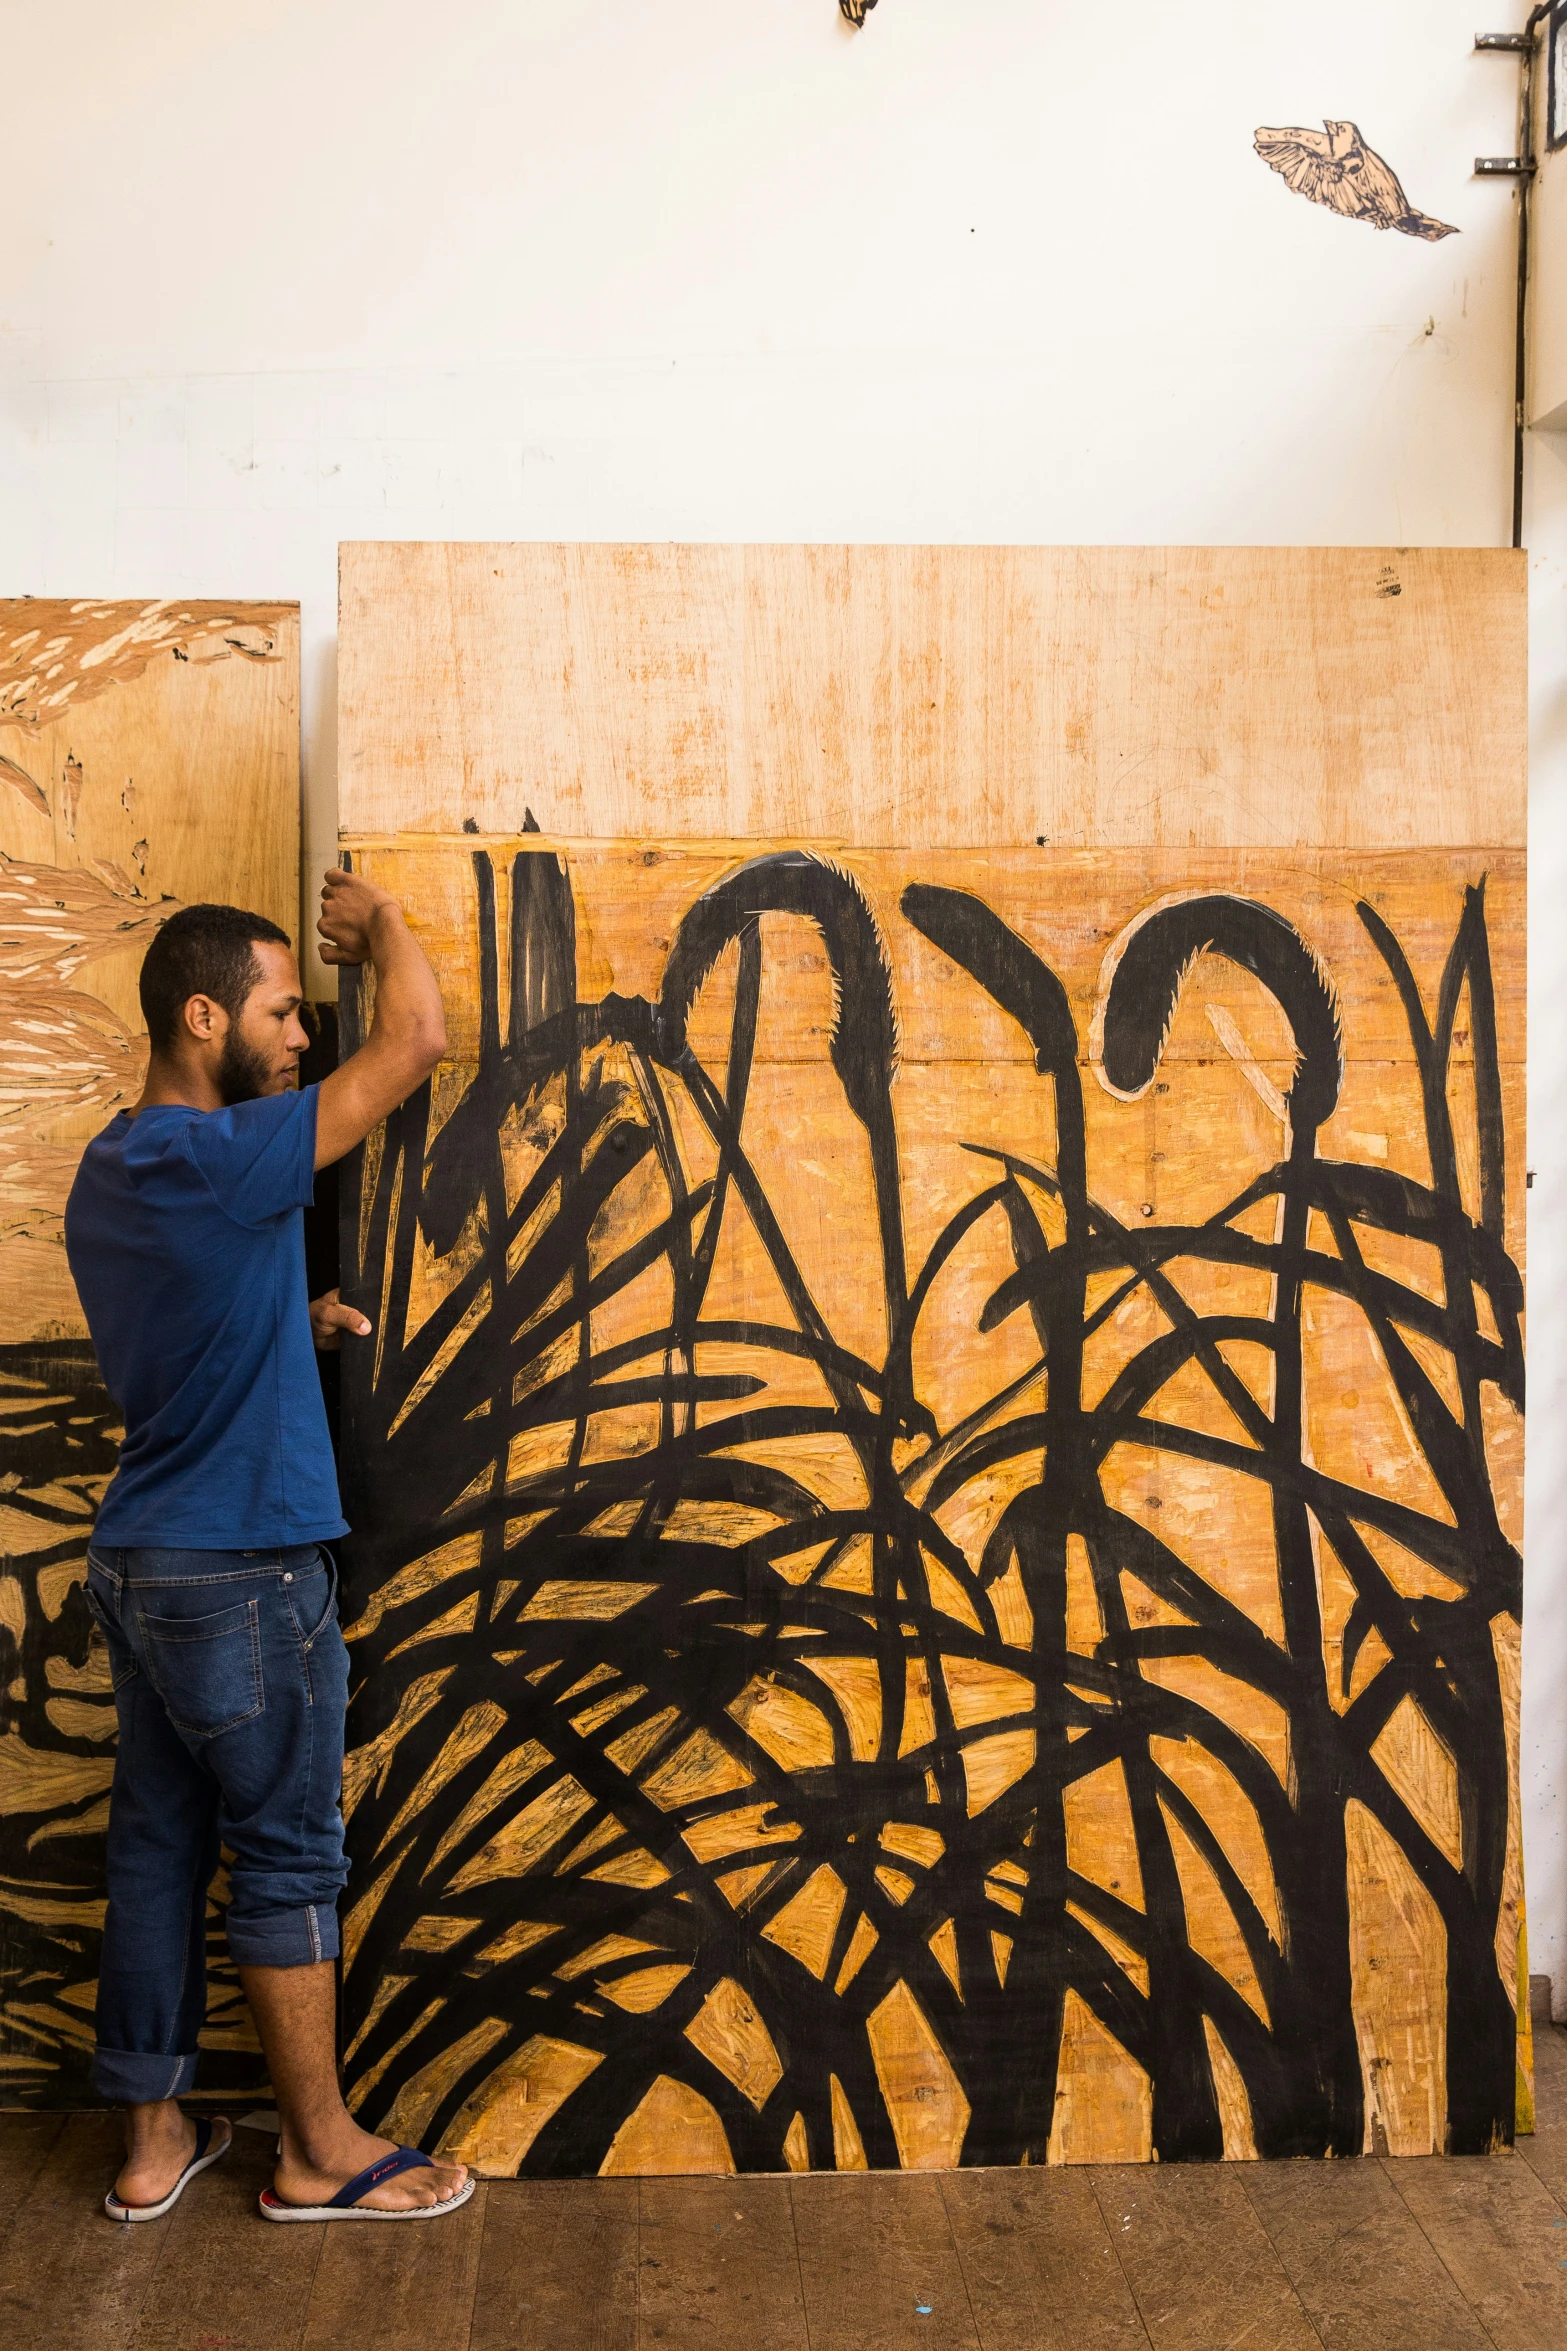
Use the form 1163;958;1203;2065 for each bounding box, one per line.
1384;2150;1567;2351
0;2114;66;2243
1519;2024;1567;2204
0;2113;170;2351
15;2104;1567;2350
1088;2164;1322;2351
470;2179;638;2351
300;2177;485;2351
638;2174;806;2349
940;2167;1150;2351
1242;2155;1491;2351
792;2172;981;2351
127;2123;320;2351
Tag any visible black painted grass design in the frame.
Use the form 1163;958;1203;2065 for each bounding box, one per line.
0;1347;268;2107
336;852;1522;2172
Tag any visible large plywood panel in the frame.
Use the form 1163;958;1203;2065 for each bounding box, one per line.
0;598;299;2106
334;834;1524;2175
337;545;1525;849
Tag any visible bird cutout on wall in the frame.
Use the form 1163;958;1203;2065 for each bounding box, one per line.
1254;120;1458;241
840;0;879;23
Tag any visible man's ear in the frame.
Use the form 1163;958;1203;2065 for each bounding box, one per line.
181;992;226;1045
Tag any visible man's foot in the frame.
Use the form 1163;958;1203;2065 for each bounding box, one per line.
273;2122;468;2213
115;2105;232;2209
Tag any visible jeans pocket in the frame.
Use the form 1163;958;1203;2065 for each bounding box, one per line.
284;1550;339;1648
84;1577;139;1693
137;1597;264;1737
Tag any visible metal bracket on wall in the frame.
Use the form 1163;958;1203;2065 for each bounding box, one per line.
1476;12;1551;546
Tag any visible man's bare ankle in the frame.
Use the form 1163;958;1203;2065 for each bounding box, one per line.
279;2114;379;2176
126;2098;192;2148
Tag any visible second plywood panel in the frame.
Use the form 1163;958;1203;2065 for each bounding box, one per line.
337;545;1526;850
0;598;299;2105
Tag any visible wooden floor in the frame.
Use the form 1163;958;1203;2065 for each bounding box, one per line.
3;2030;1566;2351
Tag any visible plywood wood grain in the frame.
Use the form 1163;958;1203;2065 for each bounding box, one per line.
0;600;299;1343
333;833;1523;2176
0;600;298;2107
337;545;1525;849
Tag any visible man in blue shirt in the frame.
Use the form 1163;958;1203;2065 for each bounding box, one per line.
66;869;471;2225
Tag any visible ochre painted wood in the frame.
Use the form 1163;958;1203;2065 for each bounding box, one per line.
334;544;1525;2177
0;599;299;1339
332;833;1523;2177
0;601;298;2107
336;544;1525;850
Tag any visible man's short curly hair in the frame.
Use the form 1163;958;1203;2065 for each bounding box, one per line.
139;904;292;1051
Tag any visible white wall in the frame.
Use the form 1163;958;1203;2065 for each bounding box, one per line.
4;0;1566;2012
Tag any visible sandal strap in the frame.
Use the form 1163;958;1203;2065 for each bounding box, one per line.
191;2117;214;2166
326;2145;434;2211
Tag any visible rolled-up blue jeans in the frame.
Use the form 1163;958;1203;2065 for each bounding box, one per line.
85;1542;351;2105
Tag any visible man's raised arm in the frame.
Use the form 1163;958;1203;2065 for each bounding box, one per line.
312;868;447;1170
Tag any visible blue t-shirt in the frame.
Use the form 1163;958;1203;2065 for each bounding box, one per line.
64;1087;347;1548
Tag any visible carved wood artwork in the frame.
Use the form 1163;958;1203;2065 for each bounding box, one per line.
0;546;1526;2172
334;836;1524;2175
0;600;298;2106
328;529;1527;2178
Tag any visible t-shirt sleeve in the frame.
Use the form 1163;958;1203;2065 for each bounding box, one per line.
182;1087;321;1228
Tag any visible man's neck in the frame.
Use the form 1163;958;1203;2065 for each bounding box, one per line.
132;1054;225;1117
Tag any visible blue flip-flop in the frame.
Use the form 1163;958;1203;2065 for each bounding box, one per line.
259;2145;475;2223
104;2116;231;2223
